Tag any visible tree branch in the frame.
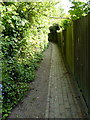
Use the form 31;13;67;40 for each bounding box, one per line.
43;14;70;19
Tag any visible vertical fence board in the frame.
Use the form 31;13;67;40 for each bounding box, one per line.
88;13;90;116
66;24;74;74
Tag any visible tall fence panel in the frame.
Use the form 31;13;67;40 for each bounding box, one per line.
74;15;88;109
57;13;90;116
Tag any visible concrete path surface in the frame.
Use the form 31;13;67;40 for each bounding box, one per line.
45;42;87;118
9;42;87;119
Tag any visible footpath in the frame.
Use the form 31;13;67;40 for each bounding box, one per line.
9;42;87;119
45;43;86;118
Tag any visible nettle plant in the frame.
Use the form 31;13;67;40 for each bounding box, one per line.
69;1;89;20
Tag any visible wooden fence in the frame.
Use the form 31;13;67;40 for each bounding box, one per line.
57;13;90;117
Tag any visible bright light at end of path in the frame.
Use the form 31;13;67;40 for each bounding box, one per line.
60;0;72;14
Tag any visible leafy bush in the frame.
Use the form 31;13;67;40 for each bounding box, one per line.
2;82;30;119
69;1;89;20
61;19;71;30
1;2;52;119
1;1;65;118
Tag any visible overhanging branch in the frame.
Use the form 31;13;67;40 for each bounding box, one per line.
43;14;70;19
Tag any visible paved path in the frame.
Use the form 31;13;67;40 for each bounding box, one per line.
9;42;52;118
9;42;87;119
45;43;86;118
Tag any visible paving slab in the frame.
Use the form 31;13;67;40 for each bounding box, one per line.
45;42;87;118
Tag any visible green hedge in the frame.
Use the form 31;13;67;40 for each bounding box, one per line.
0;2;50;119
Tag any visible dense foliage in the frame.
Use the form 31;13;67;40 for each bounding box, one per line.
0;2;60;119
61;1;89;30
69;1;89;20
